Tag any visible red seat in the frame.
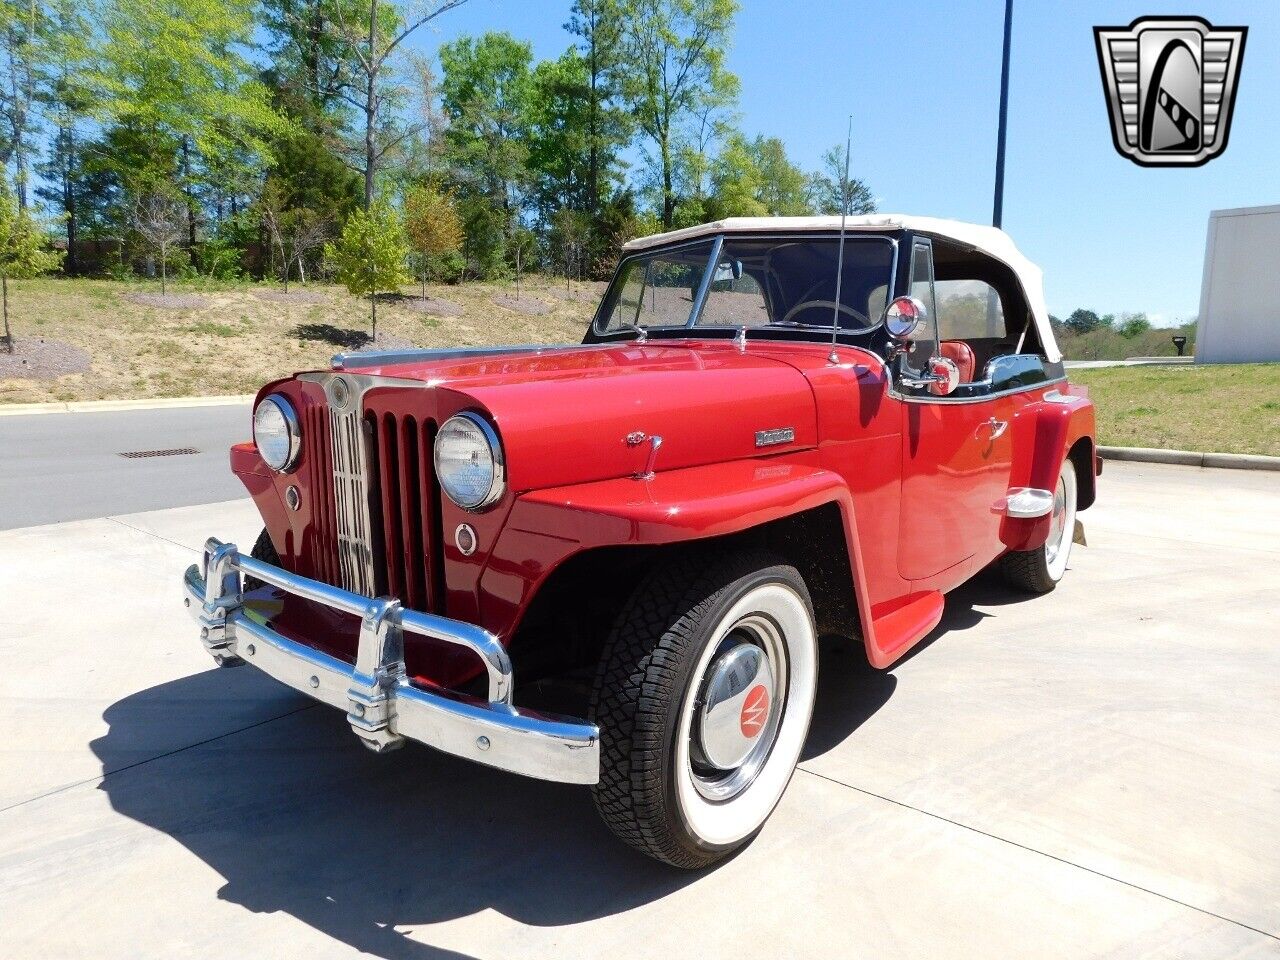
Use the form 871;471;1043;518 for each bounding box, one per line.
939;340;975;383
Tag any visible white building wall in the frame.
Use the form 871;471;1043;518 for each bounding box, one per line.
1196;204;1280;363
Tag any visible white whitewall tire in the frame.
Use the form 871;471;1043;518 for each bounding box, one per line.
590;551;818;868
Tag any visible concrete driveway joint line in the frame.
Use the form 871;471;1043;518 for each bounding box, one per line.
1099;446;1280;471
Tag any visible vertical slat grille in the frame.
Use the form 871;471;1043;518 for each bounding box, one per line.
303;403;339;584
330;403;379;597
306;378;443;613
369;410;441;613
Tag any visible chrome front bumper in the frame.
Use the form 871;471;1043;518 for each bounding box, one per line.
183;538;599;784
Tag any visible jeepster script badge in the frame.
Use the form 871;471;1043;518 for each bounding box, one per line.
1094;16;1246;167
755;427;795;448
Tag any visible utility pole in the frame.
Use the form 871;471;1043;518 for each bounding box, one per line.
992;0;1013;228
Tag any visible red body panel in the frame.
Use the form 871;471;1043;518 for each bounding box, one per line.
232;339;1097;680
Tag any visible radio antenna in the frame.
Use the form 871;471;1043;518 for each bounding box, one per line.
828;115;854;364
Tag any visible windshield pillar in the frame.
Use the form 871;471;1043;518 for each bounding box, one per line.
684;235;724;328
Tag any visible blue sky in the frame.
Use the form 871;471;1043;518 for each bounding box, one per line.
409;1;1277;326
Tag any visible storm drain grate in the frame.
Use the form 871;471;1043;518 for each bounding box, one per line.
118;447;200;459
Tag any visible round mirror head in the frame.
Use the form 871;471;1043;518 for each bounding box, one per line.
927;356;961;397
884;296;927;340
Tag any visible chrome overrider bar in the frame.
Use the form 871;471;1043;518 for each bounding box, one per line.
182;539;599;784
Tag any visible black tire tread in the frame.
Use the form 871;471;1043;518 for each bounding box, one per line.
589;548;802;869
243;527;281;591
998;545;1056;594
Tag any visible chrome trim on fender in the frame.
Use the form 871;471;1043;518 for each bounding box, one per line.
1005;487;1055;518
184;538;599;784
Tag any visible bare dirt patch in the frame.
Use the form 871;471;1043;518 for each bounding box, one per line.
254;289;328;305
492;294;550;316
126;292;209;310
0;337;91;380
547;281;607;302
404;296;464;317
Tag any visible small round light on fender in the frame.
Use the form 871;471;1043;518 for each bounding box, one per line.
455;523;478;556
285;485;301;511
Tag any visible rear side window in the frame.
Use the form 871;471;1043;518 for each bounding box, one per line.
935;279;1007;340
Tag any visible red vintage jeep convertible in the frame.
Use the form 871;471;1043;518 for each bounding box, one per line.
184;215;1097;867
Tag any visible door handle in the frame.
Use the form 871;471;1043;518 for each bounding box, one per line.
984;417;1008;439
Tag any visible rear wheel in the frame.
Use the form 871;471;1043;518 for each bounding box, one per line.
1000;458;1078;593
590;551;818;868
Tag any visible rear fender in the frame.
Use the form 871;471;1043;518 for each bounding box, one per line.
1001;389;1097;551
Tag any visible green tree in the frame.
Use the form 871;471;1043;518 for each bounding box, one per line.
1117;312;1151;337
565;0;629;216
93;0;283;251
750;136;809;215
528;49;592;223
806;143;875;215
0;178;61;353
324;198;408;336
1065;308;1102;334
0;0;46;208
621;0;739;229
319;0;470;208
438;31;534;277
402;182;462;298
704;132;766;219
35;0;97;272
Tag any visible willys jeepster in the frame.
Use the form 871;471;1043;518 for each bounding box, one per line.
184;215;1099;868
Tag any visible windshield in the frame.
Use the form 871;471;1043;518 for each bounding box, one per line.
595;235;895;335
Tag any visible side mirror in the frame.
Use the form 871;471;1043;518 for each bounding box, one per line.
884;296;927;341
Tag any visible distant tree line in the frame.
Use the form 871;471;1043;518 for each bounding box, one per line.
0;0;876;302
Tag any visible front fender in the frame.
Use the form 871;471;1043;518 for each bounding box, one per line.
513;454;846;545
476;454;874;648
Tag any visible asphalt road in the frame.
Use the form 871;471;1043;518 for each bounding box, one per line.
0;404;250;529
1;461;1278;959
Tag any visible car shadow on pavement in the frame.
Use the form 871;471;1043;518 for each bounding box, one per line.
87;588;1017;959
90;673;697;960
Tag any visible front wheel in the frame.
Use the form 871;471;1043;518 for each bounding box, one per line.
590;551;818;868
1000;458;1078;593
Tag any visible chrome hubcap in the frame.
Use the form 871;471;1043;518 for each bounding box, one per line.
690;616;786;802
1046;475;1068;563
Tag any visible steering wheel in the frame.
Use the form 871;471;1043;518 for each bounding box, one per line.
779;299;869;327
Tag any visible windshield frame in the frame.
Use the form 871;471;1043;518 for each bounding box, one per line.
590;232;900;339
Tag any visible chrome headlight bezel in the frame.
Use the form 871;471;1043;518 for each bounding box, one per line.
253;394;302;473
434;412;506;511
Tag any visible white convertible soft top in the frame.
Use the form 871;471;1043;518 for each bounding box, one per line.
622;215;1060;362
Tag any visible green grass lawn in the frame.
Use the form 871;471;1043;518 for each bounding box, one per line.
1072;364;1280;457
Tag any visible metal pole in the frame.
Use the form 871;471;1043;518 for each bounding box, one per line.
992;0;1013;228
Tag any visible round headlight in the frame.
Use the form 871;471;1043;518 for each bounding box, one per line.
253;395;301;472
435;413;504;510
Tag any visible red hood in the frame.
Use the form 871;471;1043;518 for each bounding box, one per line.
345;342;819;491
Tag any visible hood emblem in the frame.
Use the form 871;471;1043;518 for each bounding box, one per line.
755;427;795;448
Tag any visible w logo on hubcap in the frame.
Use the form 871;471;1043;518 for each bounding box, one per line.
739;685;770;738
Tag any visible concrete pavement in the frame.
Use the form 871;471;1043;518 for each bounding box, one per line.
1;462;1278;959
0;404;250;529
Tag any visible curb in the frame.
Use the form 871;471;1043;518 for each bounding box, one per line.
0;395;254;416
1099;445;1280;472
